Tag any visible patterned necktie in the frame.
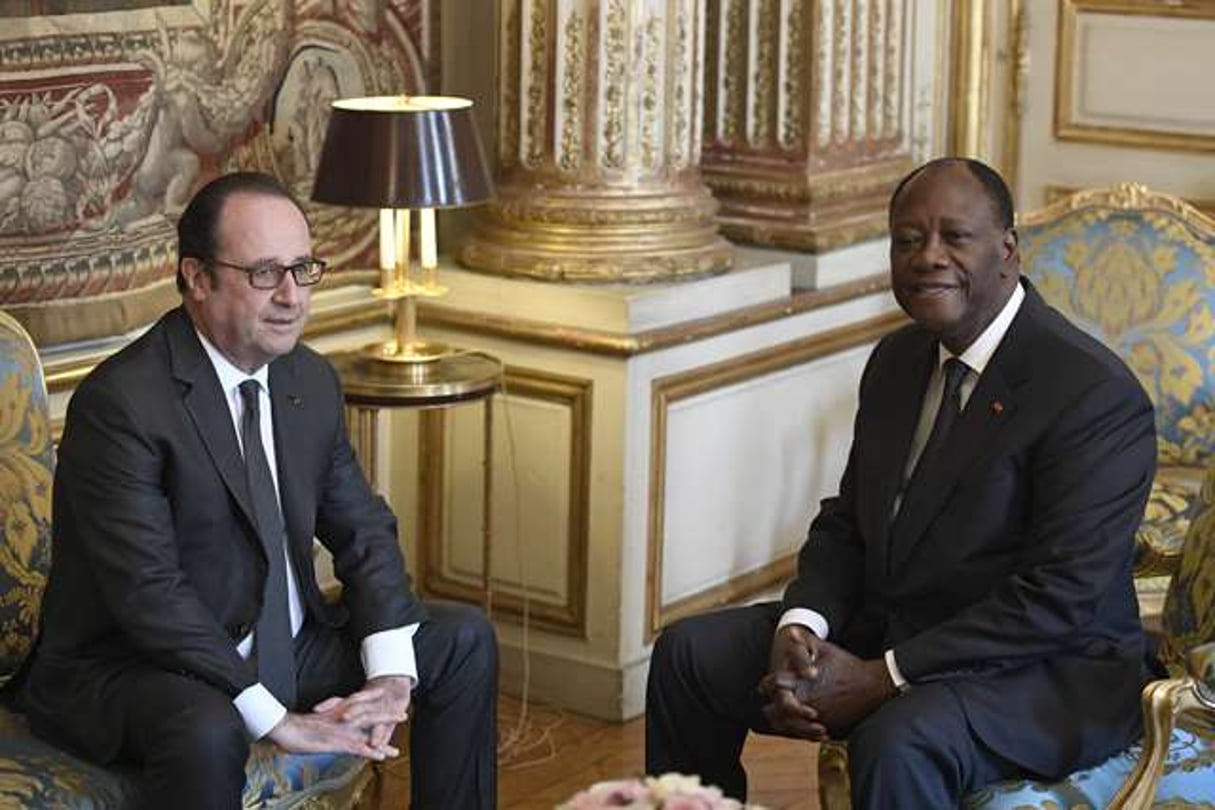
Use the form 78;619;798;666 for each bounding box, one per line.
908;357;970;490
238;379;296;708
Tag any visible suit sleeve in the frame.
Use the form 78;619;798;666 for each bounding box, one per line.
55;379;255;695
312;362;427;640
894;373;1156;680
780;341;883;631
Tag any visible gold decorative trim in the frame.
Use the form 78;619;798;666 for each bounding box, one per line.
1055;0;1215;154
418;366;594;638
645;310;908;640
1042;184;1215;220
1021;183;1215;231
1000;0;1028;194
421;272;891;358
948;0;993;160
716;210;889;254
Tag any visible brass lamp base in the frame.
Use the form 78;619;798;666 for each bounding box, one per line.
365;338;453;364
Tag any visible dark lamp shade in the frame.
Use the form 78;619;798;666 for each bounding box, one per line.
311;95;493;210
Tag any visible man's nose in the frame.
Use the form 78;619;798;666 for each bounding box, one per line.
916;233;949;269
271;270;304;304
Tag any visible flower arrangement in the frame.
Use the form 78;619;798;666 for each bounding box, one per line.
558;773;765;809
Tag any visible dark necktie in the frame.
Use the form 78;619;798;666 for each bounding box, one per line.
239;380;296;708
908;357;970;489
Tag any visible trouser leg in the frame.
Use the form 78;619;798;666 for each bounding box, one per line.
645;602;781;801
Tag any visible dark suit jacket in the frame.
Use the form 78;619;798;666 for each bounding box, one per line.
784;281;1157;777
23;306;426;761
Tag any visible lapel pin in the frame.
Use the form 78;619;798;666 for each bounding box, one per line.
288;395;303;407
990;400;1004;416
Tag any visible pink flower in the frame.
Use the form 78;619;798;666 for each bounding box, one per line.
557;774;758;809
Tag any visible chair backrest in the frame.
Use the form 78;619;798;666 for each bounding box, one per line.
1019;184;1215;468
0;310;53;688
1160;463;1215;674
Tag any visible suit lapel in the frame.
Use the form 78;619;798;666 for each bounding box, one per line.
868;334;937;549
166;308;258;532
886;283;1038;571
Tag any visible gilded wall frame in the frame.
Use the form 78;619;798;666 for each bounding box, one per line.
418;365;593;638
1055;0;1215;154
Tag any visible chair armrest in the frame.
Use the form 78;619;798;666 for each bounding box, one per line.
1108;651;1215;809
1133;529;1184;579
1186;641;1215;708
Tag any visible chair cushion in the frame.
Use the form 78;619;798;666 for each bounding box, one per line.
1138;466;1207;576
0;706;369;809
963;722;1215;809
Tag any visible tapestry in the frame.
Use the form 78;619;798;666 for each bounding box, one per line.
0;0;438;346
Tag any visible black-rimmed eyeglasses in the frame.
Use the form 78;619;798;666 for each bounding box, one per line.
209;258;327;290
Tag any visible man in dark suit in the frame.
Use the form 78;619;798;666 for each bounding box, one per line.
646;158;1157;808
22;172;497;809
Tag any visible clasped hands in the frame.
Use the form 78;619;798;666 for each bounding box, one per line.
758;625;897;741
268;674;412;760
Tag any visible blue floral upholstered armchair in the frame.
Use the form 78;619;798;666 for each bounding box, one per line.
0;310;378;808
818;185;1215;809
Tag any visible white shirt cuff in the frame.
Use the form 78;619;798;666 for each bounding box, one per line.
234;683;288;740
777;608;830;640
361;623;420;684
885;648;909;690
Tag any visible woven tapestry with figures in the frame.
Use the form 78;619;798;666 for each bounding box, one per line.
0;0;439;347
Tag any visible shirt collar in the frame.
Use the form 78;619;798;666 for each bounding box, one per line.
195;330;270;394
937;280;1025;375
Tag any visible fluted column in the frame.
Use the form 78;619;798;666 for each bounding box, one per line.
460;0;732;284
701;0;914;254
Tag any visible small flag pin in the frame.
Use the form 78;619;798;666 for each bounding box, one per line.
990;401;1004;416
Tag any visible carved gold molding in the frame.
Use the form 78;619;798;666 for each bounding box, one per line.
1055;0;1215;154
645;310;908;640
1023;182;1215;231
947;0;993;161
701;1;913;254
418;366;594;638
420;272;891;358
466;0;731;283
1001;0;1028;194
1041;183;1215;220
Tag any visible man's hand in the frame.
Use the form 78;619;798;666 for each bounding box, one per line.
266;710;398;760
758;625;829;740
312;675;414;754
793;640;898;737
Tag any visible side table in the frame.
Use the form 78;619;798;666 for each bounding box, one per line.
330;349;504;611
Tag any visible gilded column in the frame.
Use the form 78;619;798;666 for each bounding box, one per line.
702;0;914;254
460;0;732;284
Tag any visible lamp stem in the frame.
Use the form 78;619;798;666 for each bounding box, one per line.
395;295;417;354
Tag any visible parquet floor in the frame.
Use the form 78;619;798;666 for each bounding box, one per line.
378;695;818;809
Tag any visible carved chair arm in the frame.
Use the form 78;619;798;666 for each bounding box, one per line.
1108;641;1215;809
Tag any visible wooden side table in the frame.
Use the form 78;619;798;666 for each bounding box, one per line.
330;350;504;611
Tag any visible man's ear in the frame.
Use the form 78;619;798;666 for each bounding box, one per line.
180;258;210;299
1000;227;1019;267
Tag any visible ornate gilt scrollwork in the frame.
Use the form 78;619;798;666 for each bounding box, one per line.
462;0;730;284
701;0;913;257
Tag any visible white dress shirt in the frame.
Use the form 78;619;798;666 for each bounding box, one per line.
197;332;418;738
778;282;1026;689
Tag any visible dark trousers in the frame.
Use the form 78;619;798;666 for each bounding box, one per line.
645;602;1022;809
118;600;497;810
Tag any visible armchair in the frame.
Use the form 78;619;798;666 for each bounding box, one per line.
818;185;1215;809
0;310;377;808
1020;184;1215;582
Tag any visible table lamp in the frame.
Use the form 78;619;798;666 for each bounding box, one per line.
312;95;493;363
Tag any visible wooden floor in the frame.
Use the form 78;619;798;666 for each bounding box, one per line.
379;695;819;809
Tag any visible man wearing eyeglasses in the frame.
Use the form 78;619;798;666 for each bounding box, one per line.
21;172;497;809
